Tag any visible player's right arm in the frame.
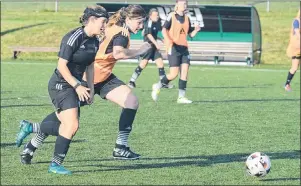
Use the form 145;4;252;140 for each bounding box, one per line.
145;21;160;49
57;35;82;88
293;19;300;40
57;33;90;101
162;14;173;45
112;35;151;59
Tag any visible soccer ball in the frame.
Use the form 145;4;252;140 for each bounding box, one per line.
245;152;271;177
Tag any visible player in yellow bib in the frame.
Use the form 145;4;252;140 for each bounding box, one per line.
284;9;300;92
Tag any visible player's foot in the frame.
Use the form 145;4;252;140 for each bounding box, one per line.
177;97;193;104
128;81;136;89
16;120;32;147
284;84;292;92
113;145;140;160
162;83;174;89
20;144;33;164
48;162;72;175
151;83;160;101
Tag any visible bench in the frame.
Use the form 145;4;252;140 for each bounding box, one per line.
130;40;255;65
9;40;256;65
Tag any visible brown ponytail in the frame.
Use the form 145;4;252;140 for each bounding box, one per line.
107;5;146;27
107;7;126;27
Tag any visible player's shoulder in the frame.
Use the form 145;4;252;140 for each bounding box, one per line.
62;27;84;46
113;31;129;42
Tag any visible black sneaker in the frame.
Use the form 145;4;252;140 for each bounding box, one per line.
20;145;33;164
128;81;136;89
113;145;140;160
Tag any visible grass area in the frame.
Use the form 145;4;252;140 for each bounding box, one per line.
1;61;300;185
1;1;300;185
1;1;300;64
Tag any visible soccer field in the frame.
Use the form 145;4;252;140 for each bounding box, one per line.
1;61;300;185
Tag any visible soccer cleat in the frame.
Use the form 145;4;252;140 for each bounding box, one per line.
128;81;136;89
284;84;292;92
151;83;160;101
48;162;72;175
113;146;140;160
20;146;34;165
177;97;193;104
16;120;33;147
162;83;174;89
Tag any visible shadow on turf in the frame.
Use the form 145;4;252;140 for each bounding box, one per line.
193;98;300;103
1;22;53;36
1;104;50;108
0;139;87;148
0;91;13;94
68;150;300;174
1;96;48;100
260;177;301;182
189;84;273;89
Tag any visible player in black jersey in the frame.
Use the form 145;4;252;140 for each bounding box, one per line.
128;8;173;89
15;5;109;175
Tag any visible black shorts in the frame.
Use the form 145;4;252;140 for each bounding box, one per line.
140;46;162;61
292;55;301;60
80;73;125;106
48;77;79;113
168;54;191;67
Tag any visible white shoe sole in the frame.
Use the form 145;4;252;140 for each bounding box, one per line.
151;84;159;101
113;156;140;160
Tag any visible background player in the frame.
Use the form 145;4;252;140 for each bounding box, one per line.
128;8;173;89
151;0;200;103
284;9;300;92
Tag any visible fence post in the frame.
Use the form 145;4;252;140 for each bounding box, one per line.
55;0;58;12
266;0;270;12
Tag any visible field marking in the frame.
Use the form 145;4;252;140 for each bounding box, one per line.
1;61;295;73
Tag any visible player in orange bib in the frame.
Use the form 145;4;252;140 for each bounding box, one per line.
284;9;300;92
16;5;151;166
84;5;150;160
151;0;200;103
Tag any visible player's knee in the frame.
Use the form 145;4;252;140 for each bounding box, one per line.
290;66;298;73
169;71;178;80
72;123;79;136
124;93;139;110
140;61;148;69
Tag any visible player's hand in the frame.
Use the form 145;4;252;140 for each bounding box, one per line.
86;90;94;105
194;24;201;32
155;43;161;50
75;85;90;102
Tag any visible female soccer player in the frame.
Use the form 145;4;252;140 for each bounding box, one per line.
151;0;200;103
128;8;173;89
16;5;150;168
15;5;109;175
284;9;300;92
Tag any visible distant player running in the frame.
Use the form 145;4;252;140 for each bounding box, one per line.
128;8;173;89
284;9;300;92
151;0;200;103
